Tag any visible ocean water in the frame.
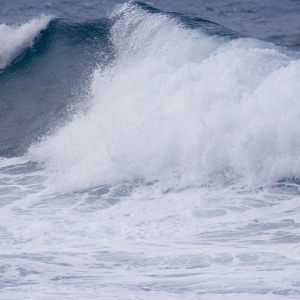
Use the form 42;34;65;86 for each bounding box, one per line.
1;1;300;299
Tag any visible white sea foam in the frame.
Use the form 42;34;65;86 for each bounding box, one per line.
1;158;300;298
0;16;52;69
27;3;300;193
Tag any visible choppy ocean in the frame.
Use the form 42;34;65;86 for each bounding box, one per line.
1;0;300;299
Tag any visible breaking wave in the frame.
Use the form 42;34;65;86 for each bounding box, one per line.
3;2;299;192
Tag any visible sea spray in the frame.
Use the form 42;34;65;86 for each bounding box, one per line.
27;2;300;193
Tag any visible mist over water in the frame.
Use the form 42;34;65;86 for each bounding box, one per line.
1;1;300;299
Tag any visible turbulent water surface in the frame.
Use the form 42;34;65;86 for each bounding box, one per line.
1;1;300;299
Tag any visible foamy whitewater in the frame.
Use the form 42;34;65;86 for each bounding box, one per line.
1;2;300;299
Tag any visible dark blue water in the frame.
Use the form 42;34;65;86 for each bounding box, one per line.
0;18;113;156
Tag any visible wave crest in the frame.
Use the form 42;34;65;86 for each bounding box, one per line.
0;16;52;69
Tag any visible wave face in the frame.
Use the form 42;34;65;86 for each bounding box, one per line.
0;17;113;157
23;2;300;193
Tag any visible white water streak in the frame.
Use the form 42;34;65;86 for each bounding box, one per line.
0;16;52;69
